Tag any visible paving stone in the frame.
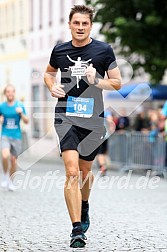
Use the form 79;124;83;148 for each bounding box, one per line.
0;160;167;251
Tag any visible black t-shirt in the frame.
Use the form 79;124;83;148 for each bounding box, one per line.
49;38;117;130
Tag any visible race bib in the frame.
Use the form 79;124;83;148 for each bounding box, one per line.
66;96;94;118
6;118;18;129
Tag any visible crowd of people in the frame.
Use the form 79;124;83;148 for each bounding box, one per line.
103;106;167;134
96;105;167;173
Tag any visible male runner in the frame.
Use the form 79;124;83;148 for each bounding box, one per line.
44;5;121;248
0;85;28;191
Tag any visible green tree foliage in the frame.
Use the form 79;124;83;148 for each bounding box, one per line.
86;0;167;84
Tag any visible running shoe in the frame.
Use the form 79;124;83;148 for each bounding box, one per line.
81;207;90;233
8;181;16;191
1;174;9;189
70;226;87;248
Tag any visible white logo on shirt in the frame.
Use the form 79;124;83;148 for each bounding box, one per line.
65;55;92;88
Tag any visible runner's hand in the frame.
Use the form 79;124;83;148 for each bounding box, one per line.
0;116;4;124
51;84;65;98
16;107;23;114
85;63;96;85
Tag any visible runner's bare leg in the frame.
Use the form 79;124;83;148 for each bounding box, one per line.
10;155;17;178
2;149;10;174
62;150;81;223
79;159;94;201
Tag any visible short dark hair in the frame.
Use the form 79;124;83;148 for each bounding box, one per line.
69;5;94;23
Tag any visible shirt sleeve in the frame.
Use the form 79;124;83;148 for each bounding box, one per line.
104;45;117;71
162;101;167;116
0;104;2;115
22;105;27;115
49;46;59;69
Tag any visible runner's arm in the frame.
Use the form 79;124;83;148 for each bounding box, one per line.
44;64;58;92
85;65;121;91
44;64;65;98
96;67;121;90
20;113;29;124
16;107;29;124
0;115;4;124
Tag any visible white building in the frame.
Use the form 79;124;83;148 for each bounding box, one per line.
28;0;86;138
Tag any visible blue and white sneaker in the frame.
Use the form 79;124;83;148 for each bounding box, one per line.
81;207;90;233
70;226;87;248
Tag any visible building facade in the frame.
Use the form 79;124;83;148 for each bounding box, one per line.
0;0;30;103
0;0;87;140
28;0;89;139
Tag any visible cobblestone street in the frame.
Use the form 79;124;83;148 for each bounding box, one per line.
0;158;167;252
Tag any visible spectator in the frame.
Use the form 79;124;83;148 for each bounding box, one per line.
116;109;130;131
133;111;150;132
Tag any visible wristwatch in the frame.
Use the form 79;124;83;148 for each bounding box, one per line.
92;77;99;86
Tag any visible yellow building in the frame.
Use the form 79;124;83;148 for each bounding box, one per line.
0;0;30;102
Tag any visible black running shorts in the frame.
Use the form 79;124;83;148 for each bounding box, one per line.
54;120;106;161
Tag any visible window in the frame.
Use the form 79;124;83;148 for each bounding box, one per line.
48;34;53;48
39;36;43;50
43;85;53;136
11;2;15;36
39;0;43;29
1;6;6;38
32;85;40;138
5;5;8;37
31;39;34;51
60;0;64;23
29;0;33;31
48;0;52;26
19;0;24;34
